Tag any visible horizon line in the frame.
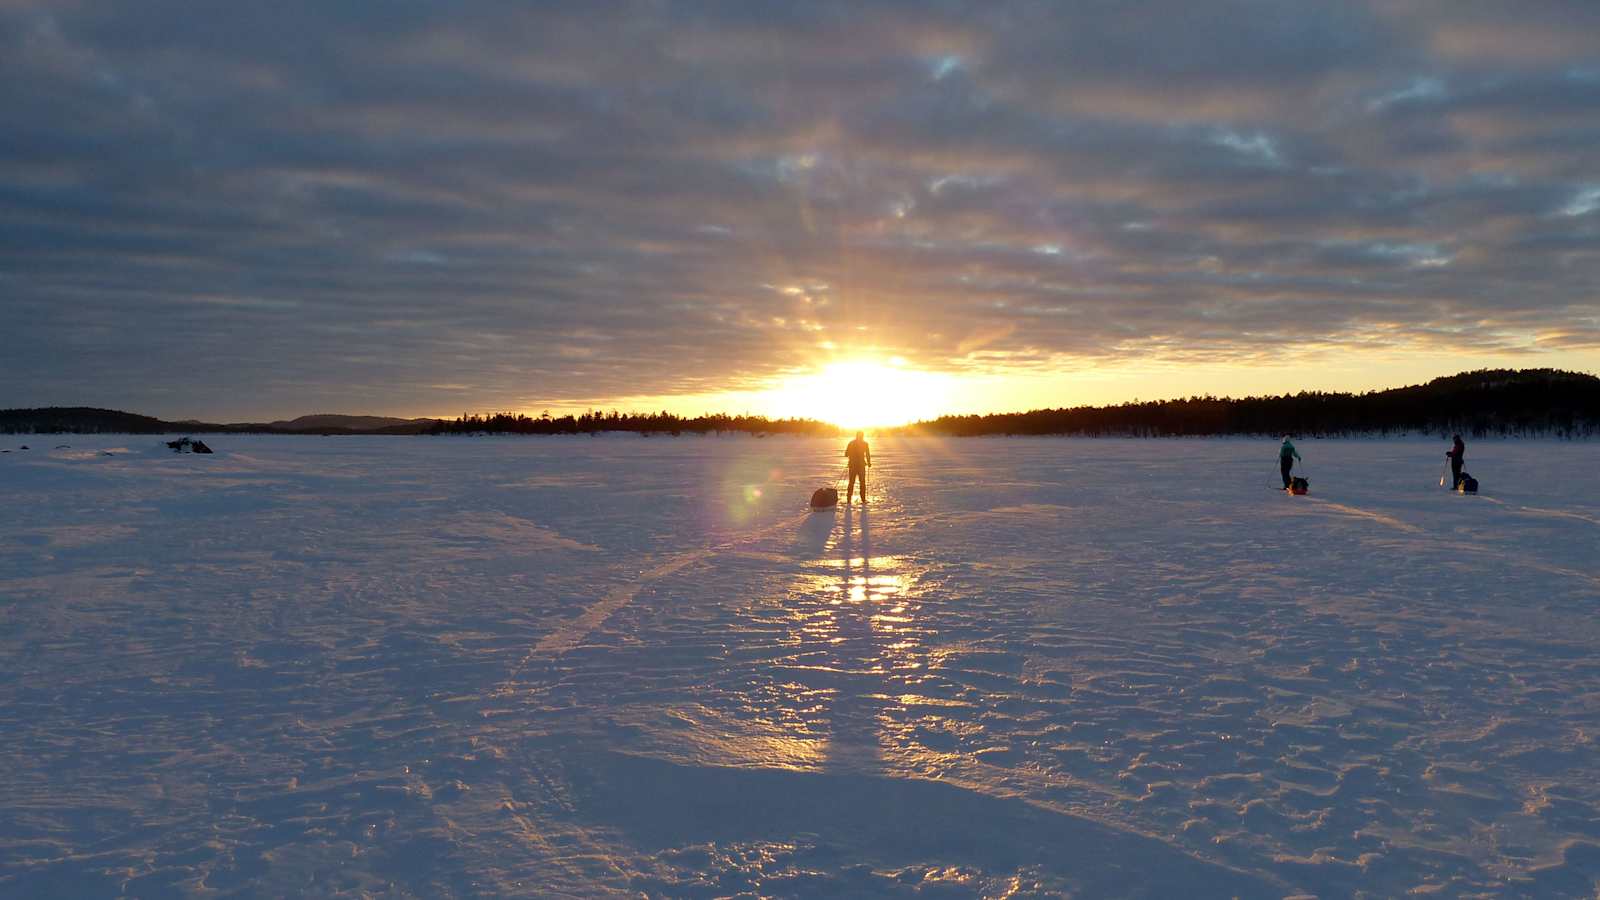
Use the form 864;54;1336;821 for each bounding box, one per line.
6;366;1596;430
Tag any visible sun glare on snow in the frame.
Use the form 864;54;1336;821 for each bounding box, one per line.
763;359;953;428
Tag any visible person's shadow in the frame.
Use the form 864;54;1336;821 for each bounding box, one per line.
823;504;882;774
791;505;836;560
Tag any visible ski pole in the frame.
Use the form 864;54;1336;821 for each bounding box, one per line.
1438;457;1449;488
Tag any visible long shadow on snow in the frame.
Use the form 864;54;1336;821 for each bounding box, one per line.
790;505;836;560
822;503;884;776
568;750;1281;897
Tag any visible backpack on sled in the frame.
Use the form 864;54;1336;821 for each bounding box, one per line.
1287;476;1309;495
810;486;839;508
1456;473;1478;494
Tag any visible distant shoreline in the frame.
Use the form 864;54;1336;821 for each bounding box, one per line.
5;368;1598;440
3;425;1600;441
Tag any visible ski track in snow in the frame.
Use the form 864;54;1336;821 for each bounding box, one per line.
501;508;810;692
3;435;1600;897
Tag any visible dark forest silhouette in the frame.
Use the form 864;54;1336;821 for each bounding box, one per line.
427;410;836;436
0;408;438;436
2;407;176;435
903;369;1600;438
4;369;1597;437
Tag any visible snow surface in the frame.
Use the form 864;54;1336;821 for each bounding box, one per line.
3;434;1599;897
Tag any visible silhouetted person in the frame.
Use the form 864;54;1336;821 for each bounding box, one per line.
1446;434;1465;488
844;431;871;503
1279;434;1301;489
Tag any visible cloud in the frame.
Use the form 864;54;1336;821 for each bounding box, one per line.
0;0;1596;417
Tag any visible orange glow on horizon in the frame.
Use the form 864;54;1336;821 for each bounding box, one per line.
486;349;1600;426
758;359;956;428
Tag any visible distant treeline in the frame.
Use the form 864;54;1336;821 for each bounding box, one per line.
429;410;837;436
0;407;436;435
904;369;1600;438
1;407;176;435
7;369;1598;438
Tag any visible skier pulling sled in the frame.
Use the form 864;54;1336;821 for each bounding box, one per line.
1279;435;1306;493
1443;435;1477;493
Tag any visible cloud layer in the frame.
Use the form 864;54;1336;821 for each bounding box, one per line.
3;1;1598;416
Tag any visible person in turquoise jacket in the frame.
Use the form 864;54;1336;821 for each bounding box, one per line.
1279;435;1301;489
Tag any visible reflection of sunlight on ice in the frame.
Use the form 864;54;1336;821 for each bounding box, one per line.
840;574;902;604
657;701;828;771
773;543;937;771
796;556;911;605
819;556;901;569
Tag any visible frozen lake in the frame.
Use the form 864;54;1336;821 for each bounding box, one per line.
4;434;1600;896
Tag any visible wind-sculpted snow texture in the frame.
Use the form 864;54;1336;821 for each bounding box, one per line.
3;436;1599;897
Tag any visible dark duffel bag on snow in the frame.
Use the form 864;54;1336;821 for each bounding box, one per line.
1288;476;1309;495
810;486;839;508
1457;473;1478;494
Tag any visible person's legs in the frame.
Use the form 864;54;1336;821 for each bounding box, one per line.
857;468;867;502
1281;458;1292;488
1451;459;1463;487
846;470;859;503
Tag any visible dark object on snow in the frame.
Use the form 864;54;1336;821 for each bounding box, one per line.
18;445;28;450
166;436;214;453
1457;473;1478;494
1287;476;1309;495
55;444;70;449
810;486;839;508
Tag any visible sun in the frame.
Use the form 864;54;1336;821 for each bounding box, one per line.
761;359;953;428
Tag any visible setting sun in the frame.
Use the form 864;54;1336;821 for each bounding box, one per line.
761;359;954;428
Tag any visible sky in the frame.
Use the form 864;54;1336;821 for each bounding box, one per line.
3;1;1598;423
